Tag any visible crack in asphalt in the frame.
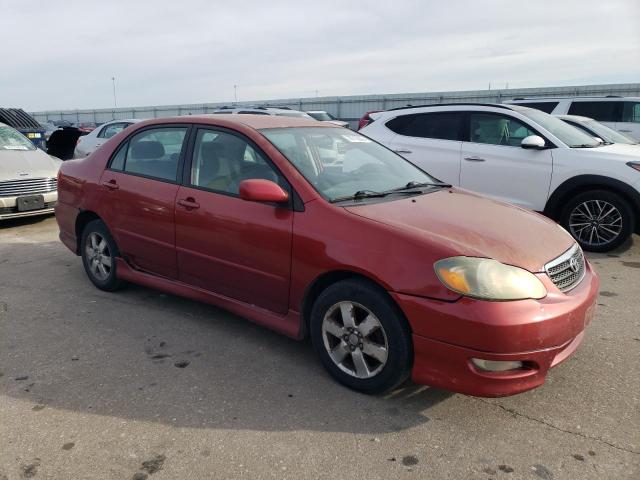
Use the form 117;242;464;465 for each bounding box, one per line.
474;398;640;455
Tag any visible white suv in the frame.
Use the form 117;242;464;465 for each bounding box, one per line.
360;103;640;252
505;97;640;140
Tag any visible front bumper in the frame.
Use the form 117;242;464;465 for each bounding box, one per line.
0;191;58;220
392;262;599;397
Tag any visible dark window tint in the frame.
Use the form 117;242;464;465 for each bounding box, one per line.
622;102;640;123
110;143;127;170
238;110;270;115
469;113;536;146
567;101;621;122
190;129;282;195
517;102;559;114
386;112;464;140
123;127;187;181
99;122;130;139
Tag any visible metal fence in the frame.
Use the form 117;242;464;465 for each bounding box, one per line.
30;83;640;129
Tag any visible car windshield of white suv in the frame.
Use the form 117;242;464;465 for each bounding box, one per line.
0;126;36;151
516;108;600;148
308;112;334;121
261;127;445;202
275;111;313;118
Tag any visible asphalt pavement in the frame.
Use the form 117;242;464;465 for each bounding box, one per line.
1;215;638;479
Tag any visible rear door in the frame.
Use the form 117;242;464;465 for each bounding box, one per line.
386;111;464;184
175;127;293;314
98;125;189;278
460;111;553;210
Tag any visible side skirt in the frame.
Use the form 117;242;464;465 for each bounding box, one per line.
116;258;303;340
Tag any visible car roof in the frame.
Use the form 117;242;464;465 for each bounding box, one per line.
141;113;330;130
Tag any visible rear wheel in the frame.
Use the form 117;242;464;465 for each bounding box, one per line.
560;190;634;252
310;279;412;394
80;219;123;291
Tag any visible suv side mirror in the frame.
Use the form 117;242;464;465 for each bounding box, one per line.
521;135;546;149
239;179;289;203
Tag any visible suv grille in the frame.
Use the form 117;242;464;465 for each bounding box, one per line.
0;178;57;197
545;244;585;292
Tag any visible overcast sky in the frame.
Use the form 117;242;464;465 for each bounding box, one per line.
2;0;639;112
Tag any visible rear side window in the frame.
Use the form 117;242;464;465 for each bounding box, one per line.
469;113;536;146
515;102;559;114
113;127;188;182
622;102;640;123
386;112;464;140
567;101;621;122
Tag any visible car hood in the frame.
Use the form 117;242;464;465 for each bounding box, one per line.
0;149;62;181
345;188;575;273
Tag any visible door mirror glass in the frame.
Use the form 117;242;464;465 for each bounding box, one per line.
239;179;289;203
521;135;546;149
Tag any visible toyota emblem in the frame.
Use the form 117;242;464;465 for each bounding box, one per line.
569;257;580;273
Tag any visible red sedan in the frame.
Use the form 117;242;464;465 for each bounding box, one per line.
55;115;599;396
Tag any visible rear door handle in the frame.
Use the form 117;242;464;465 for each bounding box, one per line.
101;179;119;190
177;198;200;210
464;156;485;162
394;149;412;154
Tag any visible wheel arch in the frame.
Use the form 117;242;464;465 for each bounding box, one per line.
544;175;640;220
74;210;102;254
299;269;410;339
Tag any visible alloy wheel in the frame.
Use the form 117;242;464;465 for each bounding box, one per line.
321;301;389;379
85;232;112;281
568;199;623;247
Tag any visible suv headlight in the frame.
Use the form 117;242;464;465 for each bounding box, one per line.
434;257;547;301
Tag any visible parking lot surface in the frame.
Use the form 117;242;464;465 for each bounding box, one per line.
1;216;639;479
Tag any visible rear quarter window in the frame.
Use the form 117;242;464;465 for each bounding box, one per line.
386;112;464;140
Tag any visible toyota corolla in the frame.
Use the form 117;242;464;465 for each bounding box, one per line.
55;115;599;396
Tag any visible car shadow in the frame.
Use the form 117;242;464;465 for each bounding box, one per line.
0;241;453;434
0;213;54;229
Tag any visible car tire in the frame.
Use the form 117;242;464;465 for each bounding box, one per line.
560;189;635;252
310;278;413;394
80;219;123;291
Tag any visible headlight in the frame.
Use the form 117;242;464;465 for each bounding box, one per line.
434;257;547;301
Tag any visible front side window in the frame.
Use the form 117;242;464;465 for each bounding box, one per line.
190;129;282;195
386;112;464;141
261;127;438;202
119;127;187;181
0;126;36;151
622;102;640;123
469;113;536;146
99;122;130;139
567;101;621;122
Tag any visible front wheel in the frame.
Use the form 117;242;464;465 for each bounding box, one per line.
310;279;413;394
80;219;123;291
560;190;635;252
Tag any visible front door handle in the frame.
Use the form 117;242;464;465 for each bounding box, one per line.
177;197;200;210
101;179;119;190
394;149;412;154
464;156;485;162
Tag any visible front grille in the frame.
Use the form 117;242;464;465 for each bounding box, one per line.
545;244;585;292
0;177;57;197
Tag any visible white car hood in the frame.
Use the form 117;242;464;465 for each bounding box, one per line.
0;149;62;182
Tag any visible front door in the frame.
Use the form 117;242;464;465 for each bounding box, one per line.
460;112;553;211
98;125;189;278
175;127;293;314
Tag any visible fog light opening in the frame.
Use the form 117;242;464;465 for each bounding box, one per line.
471;358;524;372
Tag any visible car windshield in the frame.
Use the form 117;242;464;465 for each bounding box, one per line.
516;107;600;148
0;126;36;151
308;112;334;121
581;119;638;145
261;127;440;202
275;111;312;118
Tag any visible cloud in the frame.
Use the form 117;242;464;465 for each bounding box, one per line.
1;0;638;111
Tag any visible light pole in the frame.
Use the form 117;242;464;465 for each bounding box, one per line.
234;84;238;103
112;76;117;107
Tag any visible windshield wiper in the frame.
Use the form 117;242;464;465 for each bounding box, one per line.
331;190;389;203
388;180;452;191
571;144;599;148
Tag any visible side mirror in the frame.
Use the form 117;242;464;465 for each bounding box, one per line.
239;179;289;203
521;135;546;149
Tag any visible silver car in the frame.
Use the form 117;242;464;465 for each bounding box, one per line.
0;122;61;220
